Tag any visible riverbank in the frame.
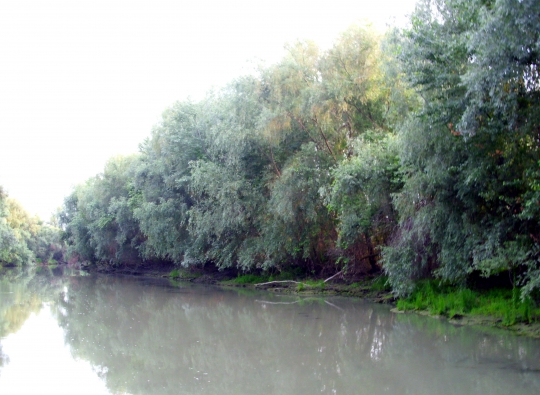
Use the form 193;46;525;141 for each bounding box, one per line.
228;278;540;338
80;263;540;338
85;264;393;301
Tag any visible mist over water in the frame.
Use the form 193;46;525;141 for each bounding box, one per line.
1;271;540;394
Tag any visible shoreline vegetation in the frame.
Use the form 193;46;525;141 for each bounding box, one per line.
76;263;540;338
2;1;540;339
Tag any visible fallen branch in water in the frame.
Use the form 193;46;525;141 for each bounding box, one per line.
256;274;344;287
255;280;310;287
255;300;300;305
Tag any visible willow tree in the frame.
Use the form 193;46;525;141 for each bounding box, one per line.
0;187;33;266
131;101;212;264
185;78;270;269
61;155;142;266
58;23;413;276
383;0;540;296
0;187;64;266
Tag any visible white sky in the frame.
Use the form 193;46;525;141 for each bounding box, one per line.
0;0;417;221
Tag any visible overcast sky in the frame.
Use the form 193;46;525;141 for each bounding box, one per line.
0;0;417;221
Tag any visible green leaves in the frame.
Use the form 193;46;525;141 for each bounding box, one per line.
0;187;63;266
60;155;142;265
329;134;400;251
383;0;540;298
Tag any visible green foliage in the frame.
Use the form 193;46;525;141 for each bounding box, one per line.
383;0;540;298
132;101;211;264
305;279;326;290
56;6;540;305
261;143;336;272
0;186;64;267
0;221;33;266
59;23;398;276
169;269;180;278
328;133;401;273
26;223;64;264
370;275;392;292
60;155;142;266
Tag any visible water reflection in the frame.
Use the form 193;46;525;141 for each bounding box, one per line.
0;267;66;371
0;305;112;394
1;273;540;395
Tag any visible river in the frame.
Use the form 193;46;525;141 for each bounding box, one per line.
1;267;540;394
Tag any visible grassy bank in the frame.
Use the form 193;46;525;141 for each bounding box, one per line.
396;281;540;326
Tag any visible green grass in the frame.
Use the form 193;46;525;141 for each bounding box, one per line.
227;271;326;291
396;281;540;325
169;269;180;278
230;274;269;284
370;275;392;292
305;279;325;290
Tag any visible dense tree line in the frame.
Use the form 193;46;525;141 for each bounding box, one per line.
60;0;540;298
0;186;64;266
383;0;540;297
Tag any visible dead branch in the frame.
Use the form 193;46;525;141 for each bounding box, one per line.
255;300;300;305
323;270;343;283
255;280;310;287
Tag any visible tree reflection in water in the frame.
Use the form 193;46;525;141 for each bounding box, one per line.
0;267;71;375
53;275;540;395
1;272;539;394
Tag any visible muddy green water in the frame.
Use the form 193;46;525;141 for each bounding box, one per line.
1;269;540;395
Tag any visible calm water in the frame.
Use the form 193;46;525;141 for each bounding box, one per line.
1;269;540;395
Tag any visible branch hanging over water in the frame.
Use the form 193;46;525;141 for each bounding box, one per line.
323;270;343;283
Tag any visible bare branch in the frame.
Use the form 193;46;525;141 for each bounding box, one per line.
323;270;343;283
255;280;310;287
255;300;300;305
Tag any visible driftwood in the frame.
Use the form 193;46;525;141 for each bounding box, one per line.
255;280;309;287
255;271;344;288
255;300;300;305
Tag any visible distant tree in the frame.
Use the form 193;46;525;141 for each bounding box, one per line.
0;186;64;266
60;155;142;266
